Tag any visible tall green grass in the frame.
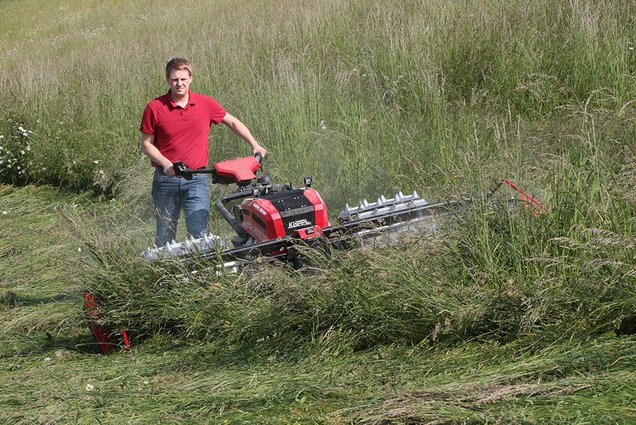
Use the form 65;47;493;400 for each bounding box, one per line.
1;0;634;203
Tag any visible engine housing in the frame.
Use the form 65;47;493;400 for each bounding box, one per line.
239;188;329;242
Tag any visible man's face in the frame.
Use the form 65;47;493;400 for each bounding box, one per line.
167;69;192;97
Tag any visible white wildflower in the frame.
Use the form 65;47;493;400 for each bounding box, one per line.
20;150;25;155
77;247;82;252
320;120;327;131
44;357;52;362
2;211;7;215
85;384;94;392
93;160;99;164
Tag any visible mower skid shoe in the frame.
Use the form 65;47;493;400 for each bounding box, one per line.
83;291;131;354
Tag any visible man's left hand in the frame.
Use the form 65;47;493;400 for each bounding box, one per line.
253;145;268;157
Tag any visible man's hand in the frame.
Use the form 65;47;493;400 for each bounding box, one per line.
253;144;268;158
163;163;175;177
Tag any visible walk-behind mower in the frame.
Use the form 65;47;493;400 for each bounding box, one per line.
84;154;544;353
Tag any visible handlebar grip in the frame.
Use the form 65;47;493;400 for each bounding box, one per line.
173;161;193;180
254;152;263;164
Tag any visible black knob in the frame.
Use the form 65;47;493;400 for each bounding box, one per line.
257;175;271;185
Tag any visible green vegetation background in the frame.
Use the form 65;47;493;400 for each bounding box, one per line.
1;0;635;423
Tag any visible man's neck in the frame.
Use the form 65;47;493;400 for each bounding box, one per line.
170;91;189;108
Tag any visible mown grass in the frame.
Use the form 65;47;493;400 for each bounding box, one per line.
2;0;636;423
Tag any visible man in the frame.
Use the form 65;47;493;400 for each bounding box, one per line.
140;57;267;246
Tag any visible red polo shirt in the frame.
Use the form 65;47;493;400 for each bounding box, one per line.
140;90;226;170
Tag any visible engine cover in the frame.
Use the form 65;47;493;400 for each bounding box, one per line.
239;188;329;242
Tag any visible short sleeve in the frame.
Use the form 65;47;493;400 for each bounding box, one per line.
208;97;226;125
140;103;156;135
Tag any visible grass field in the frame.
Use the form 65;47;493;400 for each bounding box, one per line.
1;0;636;423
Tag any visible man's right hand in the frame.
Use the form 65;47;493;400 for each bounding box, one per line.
163;163;175;177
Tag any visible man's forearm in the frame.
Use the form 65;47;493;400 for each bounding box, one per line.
228;120;258;147
222;113;267;156
140;133;174;175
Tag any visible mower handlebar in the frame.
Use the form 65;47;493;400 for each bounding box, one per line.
173;153;263;181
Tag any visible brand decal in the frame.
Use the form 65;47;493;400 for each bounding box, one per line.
287;218;311;229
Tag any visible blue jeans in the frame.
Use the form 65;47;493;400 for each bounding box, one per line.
152;168;210;246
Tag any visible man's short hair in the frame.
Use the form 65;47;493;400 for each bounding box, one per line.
165;58;193;79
